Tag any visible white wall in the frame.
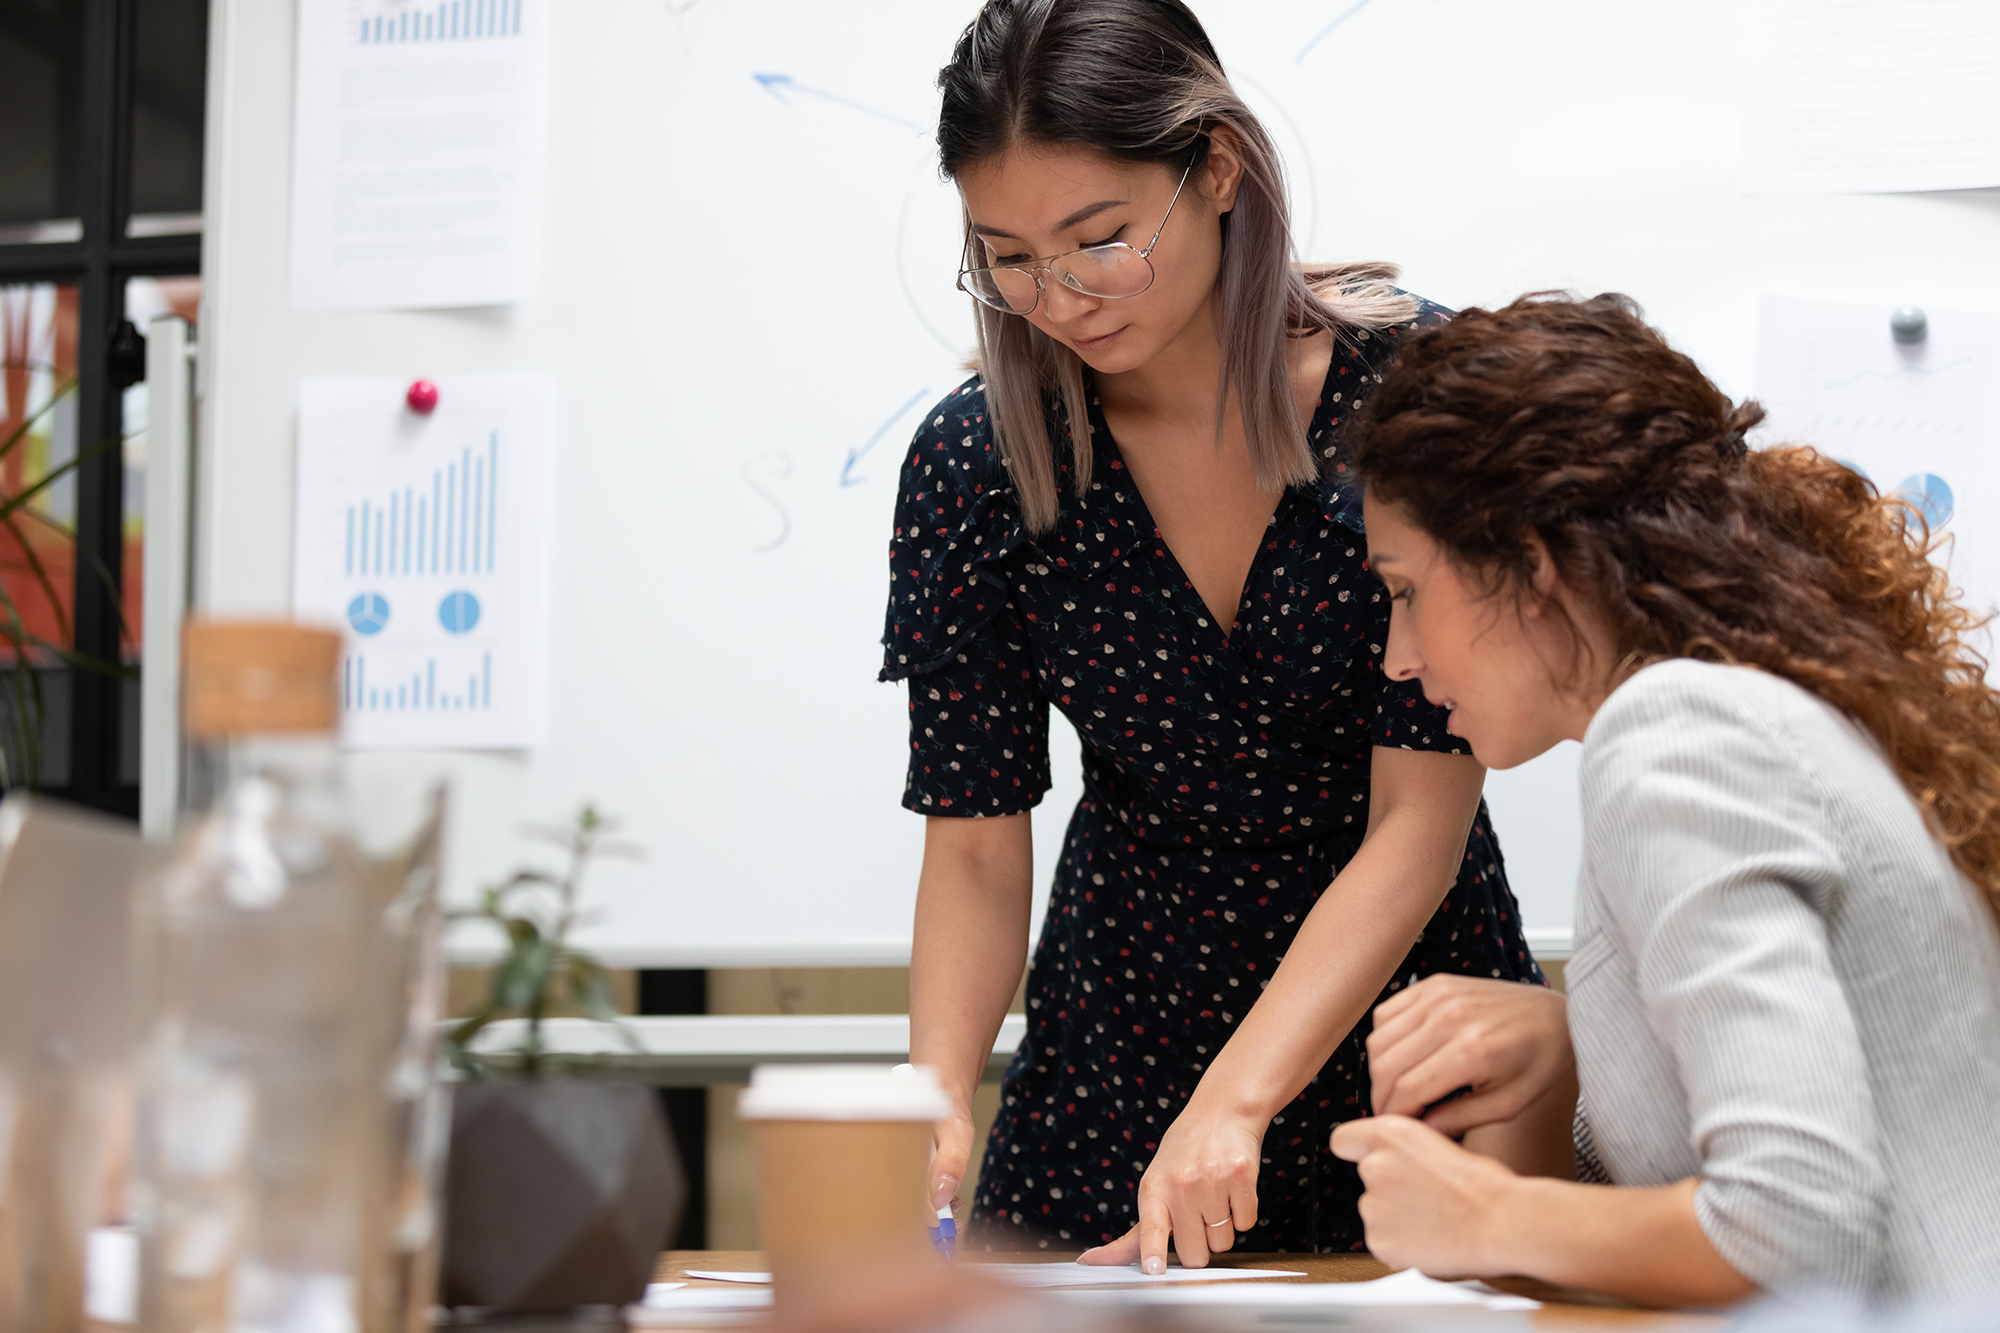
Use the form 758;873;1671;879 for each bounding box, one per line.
199;0;2000;964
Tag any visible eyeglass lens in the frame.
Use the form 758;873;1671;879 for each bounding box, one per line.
965;244;1155;314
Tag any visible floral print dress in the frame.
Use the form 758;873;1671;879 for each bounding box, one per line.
879;300;1543;1252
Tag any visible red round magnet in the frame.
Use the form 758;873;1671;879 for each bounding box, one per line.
406;379;440;414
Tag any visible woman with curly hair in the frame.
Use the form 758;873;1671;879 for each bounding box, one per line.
1329;293;2000;1304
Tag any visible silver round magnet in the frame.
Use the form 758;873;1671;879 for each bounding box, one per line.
1890;307;1928;345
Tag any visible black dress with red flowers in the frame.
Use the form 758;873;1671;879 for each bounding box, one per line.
879;300;1542;1253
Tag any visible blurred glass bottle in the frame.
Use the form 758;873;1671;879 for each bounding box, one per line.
131;622;445;1333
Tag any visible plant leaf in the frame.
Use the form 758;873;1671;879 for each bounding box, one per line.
493;938;555;1014
0;508;71;646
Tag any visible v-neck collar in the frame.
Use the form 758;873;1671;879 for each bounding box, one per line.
1036;354;1356;651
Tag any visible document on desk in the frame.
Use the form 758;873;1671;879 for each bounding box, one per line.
975;1263;1305;1287
1060;1268;1541;1310
1738;0;2000;193
680;1264;1304;1287
1754;296;2000;644
290;0;549;308
629;1283;772;1328
294;373;555;749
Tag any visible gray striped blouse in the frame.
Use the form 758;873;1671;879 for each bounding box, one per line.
1567;659;2000;1300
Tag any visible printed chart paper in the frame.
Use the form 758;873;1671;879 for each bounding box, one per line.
290;0;548;309
1754;296;2000;643
294;374;555;748
1738;0;2000;194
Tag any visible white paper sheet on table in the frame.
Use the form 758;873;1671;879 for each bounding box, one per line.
1737;0;2000;194
294;374;555;749
629;1283;773;1328
1060;1268;1540;1310
975;1263;1305;1288
1753;295;2000;663
682;1270;772;1284
639;1267;1539;1315
679;1264;1303;1288
290;0;549;308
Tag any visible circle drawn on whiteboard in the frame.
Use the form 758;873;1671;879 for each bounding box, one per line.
1233;74;1318;256
897;146;978;357
1894;473;1953;530
438;590;482;635
347;593;390;636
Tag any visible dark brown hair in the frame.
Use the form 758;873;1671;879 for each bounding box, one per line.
936;0;1413;533
1351;292;2000;919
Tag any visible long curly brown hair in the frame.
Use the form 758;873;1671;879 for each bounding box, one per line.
1351;292;2000;921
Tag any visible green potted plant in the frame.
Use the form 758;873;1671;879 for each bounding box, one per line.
0;353;131;789
439;805;685;1316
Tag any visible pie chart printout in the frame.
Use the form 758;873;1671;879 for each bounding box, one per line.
439;590;481;635
1896;473;1954;530
347;592;389;636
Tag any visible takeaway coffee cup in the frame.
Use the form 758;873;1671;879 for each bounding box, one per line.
738;1064;951;1300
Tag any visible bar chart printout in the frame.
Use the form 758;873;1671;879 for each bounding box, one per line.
357;1;524;44
295;374;555;748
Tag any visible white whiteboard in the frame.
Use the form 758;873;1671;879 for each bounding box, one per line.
197;0;2000;965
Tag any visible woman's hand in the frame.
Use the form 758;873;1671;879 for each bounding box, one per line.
1367;975;1572;1137
1336;1117;1756;1306
1330;1114;1519;1277
928;1092;976;1212
1078;1102;1263;1273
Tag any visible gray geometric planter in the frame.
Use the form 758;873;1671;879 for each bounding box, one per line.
442;1080;685;1314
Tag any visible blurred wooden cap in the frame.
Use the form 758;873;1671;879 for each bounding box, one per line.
183;620;342;739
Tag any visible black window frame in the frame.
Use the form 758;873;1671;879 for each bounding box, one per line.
0;0;203;817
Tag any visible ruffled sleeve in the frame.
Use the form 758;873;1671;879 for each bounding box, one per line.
879;377;1030;682
881;378;1051;817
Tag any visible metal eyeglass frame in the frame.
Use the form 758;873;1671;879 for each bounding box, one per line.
956;158;1198;317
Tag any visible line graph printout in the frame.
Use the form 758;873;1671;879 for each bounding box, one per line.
1755;295;2000;650
295;374;554;748
290;0;548;308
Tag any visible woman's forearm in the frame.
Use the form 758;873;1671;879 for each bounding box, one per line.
1191;750;1485;1123
1332;1117;1754;1309
1493;1177;1755;1308
908;813;1035;1106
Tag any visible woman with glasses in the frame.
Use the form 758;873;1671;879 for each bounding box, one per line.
880;0;1544;1269
1329;293;2000;1303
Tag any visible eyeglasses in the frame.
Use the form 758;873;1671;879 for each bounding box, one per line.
956;160;1196;316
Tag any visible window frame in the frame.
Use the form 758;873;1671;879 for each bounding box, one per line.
0;0;202;816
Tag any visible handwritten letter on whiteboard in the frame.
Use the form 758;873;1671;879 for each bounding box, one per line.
290;0;549;309
294;375;555;749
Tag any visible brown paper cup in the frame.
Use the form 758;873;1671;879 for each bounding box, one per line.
738;1065;949;1305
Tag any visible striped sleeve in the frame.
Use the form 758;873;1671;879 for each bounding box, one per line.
1581;663;1889;1294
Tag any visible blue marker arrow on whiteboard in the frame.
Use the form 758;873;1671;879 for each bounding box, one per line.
843;389;932;488
753;73;924;132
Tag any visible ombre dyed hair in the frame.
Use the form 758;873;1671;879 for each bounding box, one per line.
936;0;1414;534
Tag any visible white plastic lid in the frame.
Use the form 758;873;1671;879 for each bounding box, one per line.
736;1063;951;1121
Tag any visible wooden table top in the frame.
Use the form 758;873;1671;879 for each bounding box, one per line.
654;1251;1728;1330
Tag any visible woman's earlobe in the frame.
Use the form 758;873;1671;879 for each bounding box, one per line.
1523;534;1560;599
